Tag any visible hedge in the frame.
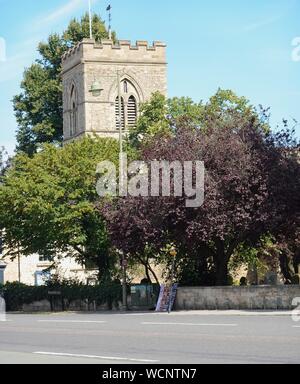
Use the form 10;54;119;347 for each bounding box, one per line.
0;281;123;311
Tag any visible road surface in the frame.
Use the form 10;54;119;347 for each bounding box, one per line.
0;311;299;364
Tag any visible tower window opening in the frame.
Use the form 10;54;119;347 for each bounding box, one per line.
127;96;137;127
69;84;78;137
70;101;78;136
115;96;125;130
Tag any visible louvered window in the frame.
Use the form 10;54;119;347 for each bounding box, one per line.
127;96;137;127
115;96;125;130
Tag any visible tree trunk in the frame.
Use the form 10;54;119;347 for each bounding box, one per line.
97;252;111;283
214;240;229;286
137;256;160;285
147;263;160;285
293;250;300;275
280;253;294;283
215;258;229;286
145;264;152;284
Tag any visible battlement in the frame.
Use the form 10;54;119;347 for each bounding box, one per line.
62;36;167;143
62;38;167;70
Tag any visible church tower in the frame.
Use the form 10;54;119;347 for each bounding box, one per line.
62;38;167;143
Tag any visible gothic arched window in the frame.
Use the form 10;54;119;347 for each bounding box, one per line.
127;96;137;127
70;84;78;136
115;96;125;130
71;102;77;135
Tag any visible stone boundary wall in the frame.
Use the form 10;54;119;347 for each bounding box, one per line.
175;286;300;310
12;286;300;312
21;300;120;312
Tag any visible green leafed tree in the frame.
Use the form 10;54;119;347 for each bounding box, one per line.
128;92;204;149
0;137;121;282
129;88;266;150
13;14;115;156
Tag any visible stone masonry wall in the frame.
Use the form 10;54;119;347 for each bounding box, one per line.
62;39;167;142
175;286;300;310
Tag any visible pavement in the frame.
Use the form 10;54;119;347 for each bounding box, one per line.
0;311;300;364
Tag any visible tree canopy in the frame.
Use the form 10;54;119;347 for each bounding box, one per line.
5;10;300;286
105;112;300;285
0;137;121;281
128;89;267;150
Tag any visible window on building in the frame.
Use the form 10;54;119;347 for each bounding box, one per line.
71;102;77;134
85;260;98;270
127;96;137;126
35;271;51;286
70;85;78;136
115;96;125;130
39;255;52;263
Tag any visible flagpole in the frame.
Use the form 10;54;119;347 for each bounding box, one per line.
107;5;112;40
88;0;93;39
109;7;112;40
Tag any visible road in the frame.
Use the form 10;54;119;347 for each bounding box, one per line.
0;311;299;364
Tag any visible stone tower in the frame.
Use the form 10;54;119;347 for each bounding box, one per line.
62;38;167;143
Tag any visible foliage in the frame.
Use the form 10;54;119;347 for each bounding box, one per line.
46;275;122;310
128;92;206;149
13;14;115;155
1;282;48;311
128;88;266;150
0;137;124;281
0;281;122;311
104;113;300;286
229;235;280;276
204;89;253;119
279;232;300;284
154;243;215;286
128;92;172;149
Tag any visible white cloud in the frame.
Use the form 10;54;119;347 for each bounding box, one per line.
0;1;104;85
0;37;6;62
243;0;298;33
0;53;31;83
34;0;99;29
244;15;282;32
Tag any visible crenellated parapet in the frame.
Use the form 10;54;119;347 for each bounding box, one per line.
62;38;167;70
62;36;167;143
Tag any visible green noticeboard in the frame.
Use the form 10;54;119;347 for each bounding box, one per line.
130;284;159;309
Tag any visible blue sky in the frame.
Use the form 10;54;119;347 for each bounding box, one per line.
0;0;299;154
